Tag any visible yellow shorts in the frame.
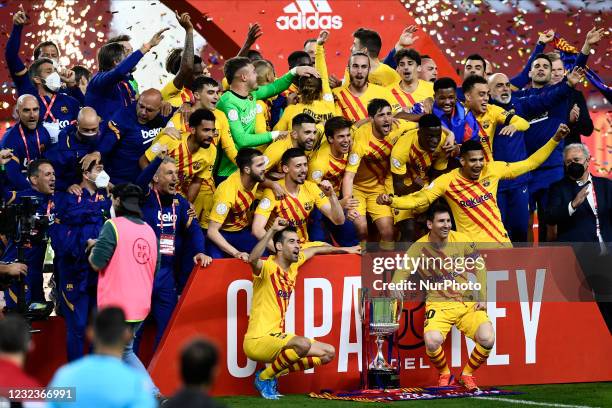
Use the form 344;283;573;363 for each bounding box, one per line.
193;189;214;225
243;332;296;362
393;208;415;224
353;187;393;221
423;302;490;341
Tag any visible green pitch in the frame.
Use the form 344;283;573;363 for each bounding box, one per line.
219;382;612;407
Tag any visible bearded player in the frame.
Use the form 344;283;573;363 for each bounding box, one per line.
392;203;492;391
245;217;360;399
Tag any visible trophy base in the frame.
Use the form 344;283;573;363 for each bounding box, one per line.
367;369;400;389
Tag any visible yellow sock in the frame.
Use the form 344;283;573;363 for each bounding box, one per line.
277;356;322;376
379;240;395;251
259;348;300;380
426;346;450;374
462;343;491;375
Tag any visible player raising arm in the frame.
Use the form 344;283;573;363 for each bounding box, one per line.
377;123;570;244
245;217;360;399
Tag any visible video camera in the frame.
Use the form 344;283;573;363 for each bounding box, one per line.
0;196;52;319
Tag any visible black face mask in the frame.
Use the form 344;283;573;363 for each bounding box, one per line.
566;161;586;180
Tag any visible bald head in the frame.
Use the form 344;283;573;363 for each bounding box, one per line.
136;89;162;124
488;73;512;104
17;95;40;130
77;107;101;138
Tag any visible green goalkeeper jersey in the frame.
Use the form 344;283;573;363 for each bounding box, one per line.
216;71;296;176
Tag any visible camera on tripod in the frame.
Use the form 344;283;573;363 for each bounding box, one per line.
0;195;53;319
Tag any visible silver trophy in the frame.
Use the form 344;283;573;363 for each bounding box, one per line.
361;291;403;388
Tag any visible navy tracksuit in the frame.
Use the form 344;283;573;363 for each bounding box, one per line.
492;81;574;242
51;189;110;361
45;125;98;192
0;123;51;190
134;158;206;352
96;103;167;185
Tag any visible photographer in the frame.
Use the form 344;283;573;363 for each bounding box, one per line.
1;159;57;311
51;158;111;361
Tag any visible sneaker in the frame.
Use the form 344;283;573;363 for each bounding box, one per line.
437;373;456;387
458;374;480;392
271;376;283;397
254;369;279;400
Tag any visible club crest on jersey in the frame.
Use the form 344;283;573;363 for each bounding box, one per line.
192;162;202;171
482;179;490;187
482;120;490;129
61;106;68;113
304;202;313;211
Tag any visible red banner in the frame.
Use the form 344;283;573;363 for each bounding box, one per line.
167;0;459;80
149;248;612;396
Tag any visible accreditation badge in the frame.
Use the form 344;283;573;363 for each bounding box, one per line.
159;233;175;256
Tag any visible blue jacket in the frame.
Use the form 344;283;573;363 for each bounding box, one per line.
46;125;99;192
97;104;166;184
84;50;143;121
492;81;574;191
136;157;206;287
0;123;51;190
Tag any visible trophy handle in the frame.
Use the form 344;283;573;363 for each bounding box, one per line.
395;298;403;325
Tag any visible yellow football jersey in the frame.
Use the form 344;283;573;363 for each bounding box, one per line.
165;109;237;193
387;79;434;109
245;253;307;338
255;179;329;242
275;43;337;131
206;171;258;231
343;63;402;87
390;129;448;187
390;138;560;243
333;83;398;122
262;137;317;174
473;104;529;162
308;142;348;194
160;80;194;108
145;135;213;197
392;230;486;305
346;121;418;192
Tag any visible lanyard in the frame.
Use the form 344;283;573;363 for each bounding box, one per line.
46;199;52;217
19;124;41;163
120;81;133;106
154;189;176;234
590;182;601;240
39;93;57;122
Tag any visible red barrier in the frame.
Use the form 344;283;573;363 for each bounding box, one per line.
149;248;612;396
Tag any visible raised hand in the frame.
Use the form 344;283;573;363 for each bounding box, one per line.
569;104;580;124
271;217;289;232
552;123;570;141
585;27;606;46
566;66;585;88
395;25;419;50
144;28;170;51
245;23;263;48
538;29;555;44
317;30;329;46
176;11;193;31
319;180;335;197
13;5;28;26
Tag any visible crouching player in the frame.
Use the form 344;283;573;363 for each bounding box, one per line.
244;217;360;399
392;203;494;391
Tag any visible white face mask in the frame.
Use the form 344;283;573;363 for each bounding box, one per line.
109;205;116;219
43;72;62;92
94;170;110;188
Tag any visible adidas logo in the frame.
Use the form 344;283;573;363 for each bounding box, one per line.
276;0;343;31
